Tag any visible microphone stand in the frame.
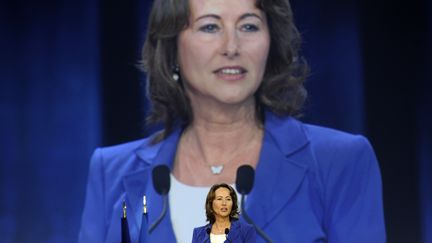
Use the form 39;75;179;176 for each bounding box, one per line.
149;165;170;234
240;194;273;243
148;195;168;234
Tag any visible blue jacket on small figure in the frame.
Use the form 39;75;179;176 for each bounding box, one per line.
192;220;256;243
78;111;386;243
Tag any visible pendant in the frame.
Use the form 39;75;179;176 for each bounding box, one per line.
210;165;224;175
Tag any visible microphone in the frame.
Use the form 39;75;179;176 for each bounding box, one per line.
224;228;232;243
148;165;171;234
152;165;170;195
236;165;254;194
204;227;211;243
236;165;273;243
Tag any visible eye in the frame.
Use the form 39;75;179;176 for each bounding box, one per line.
241;24;259;32
199;24;220;33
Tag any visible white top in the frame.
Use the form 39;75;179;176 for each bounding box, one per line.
169;174;209;243
210;233;227;243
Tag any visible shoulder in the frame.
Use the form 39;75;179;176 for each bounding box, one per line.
266;111;373;159
267;111;370;152
82;132;167;208
302;123;377;173
193;224;209;232
265;111;377;175
192;224;210;241
89;133;162;176
231;220;256;237
304;123;373;156
95;135;156;164
231;220;256;242
265;111;376;162
264;111;373;154
299;123;380;199
235;220;254;230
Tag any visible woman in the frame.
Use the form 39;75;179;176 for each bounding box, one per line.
79;0;386;242
191;184;256;243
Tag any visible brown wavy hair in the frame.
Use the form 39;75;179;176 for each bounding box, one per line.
205;183;240;224
141;0;308;142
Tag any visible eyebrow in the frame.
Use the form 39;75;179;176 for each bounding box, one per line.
239;13;263;22
195;14;221;22
194;12;264;23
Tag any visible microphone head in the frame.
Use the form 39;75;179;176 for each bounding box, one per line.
206;227;211;235
152;165;170;195
224;228;230;235
236;165;255;195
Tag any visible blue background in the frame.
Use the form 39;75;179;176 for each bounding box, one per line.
0;0;430;242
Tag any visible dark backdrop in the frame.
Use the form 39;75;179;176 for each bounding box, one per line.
0;0;430;242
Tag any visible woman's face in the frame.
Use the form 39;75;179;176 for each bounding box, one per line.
212;187;233;219
178;0;270;107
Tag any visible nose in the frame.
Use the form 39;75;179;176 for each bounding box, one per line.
221;28;239;59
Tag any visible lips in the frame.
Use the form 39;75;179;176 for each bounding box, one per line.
214;66;247;74
214;66;247;81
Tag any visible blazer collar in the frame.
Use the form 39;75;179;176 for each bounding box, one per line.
227;220;242;241
203;220;242;241
245;111;310;228
263;110;309;156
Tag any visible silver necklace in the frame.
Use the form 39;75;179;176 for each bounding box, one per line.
184;128;262;176
208;132;262;175
215;222;230;233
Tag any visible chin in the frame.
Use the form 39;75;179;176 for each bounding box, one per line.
217;93;254;106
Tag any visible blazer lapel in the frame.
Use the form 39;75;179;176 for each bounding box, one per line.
245;113;310;229
226;220;241;242
122;129;181;241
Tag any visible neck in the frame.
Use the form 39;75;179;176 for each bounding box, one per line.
183;119;262;168
185;98;261;156
189;91;258;126
173;98;264;185
213;217;231;232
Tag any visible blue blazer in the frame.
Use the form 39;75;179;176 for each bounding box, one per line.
191;220;256;243
78;111;386;243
